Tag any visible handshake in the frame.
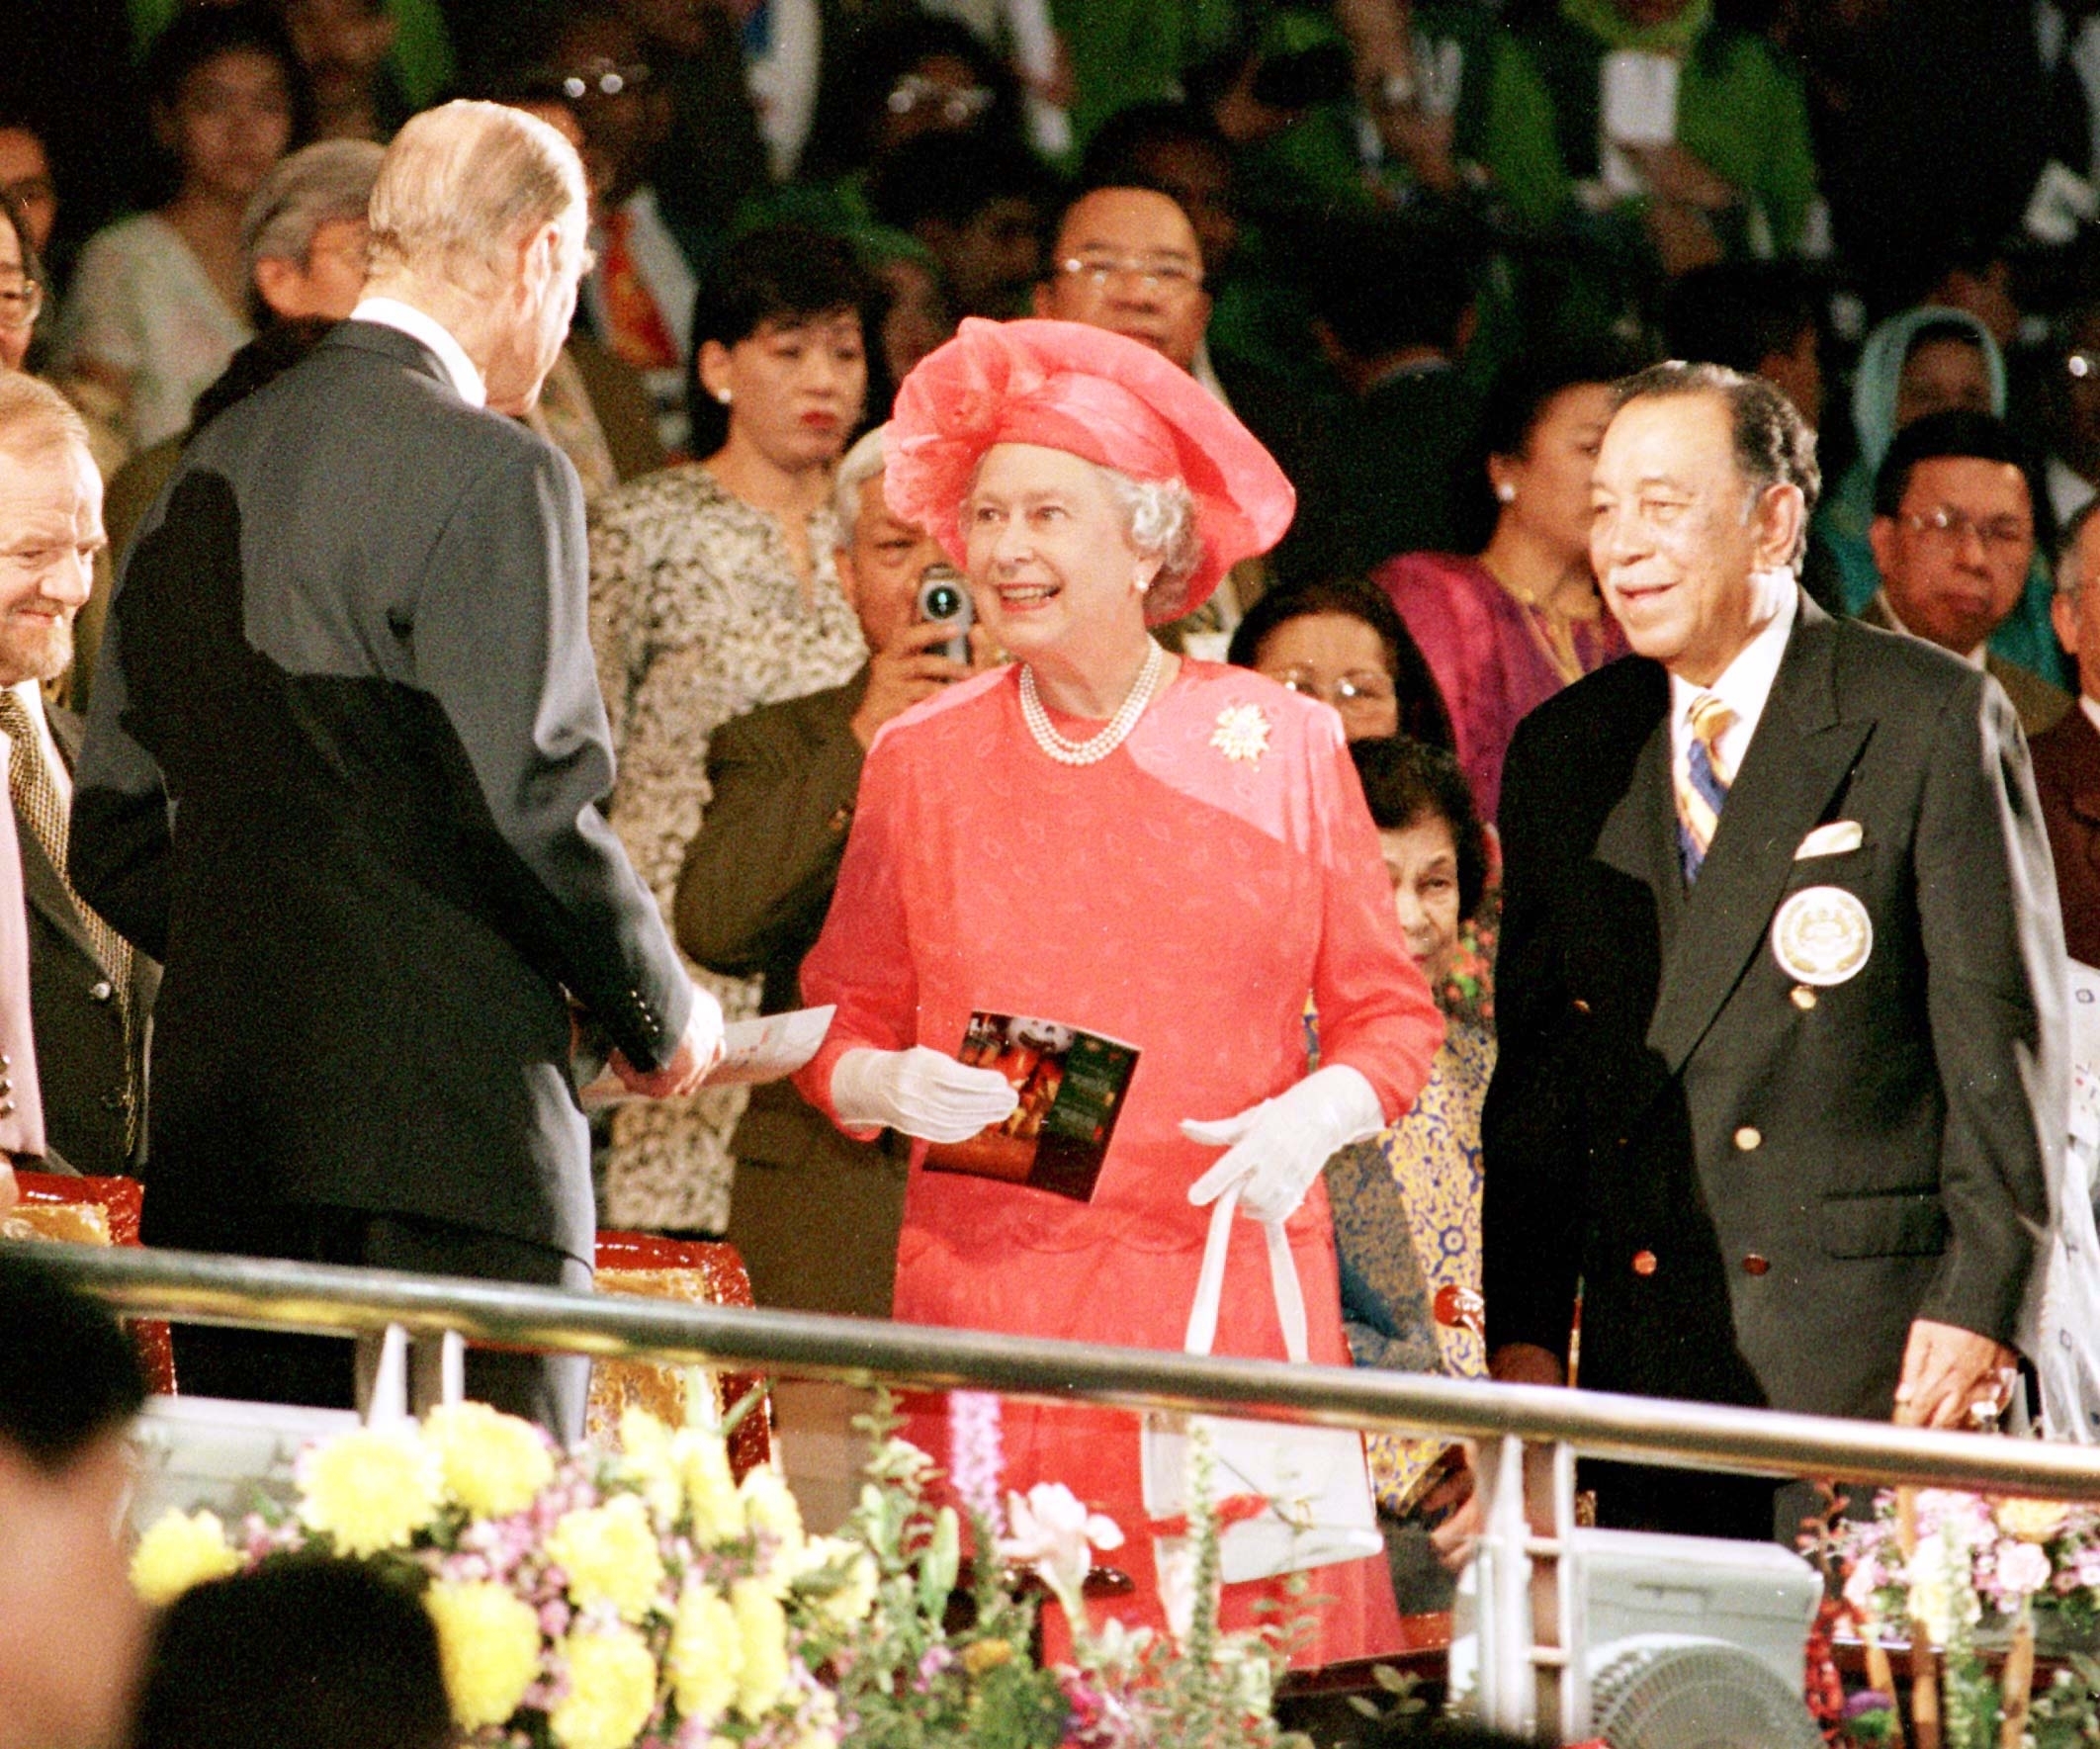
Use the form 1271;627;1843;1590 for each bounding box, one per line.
606;981;728;1100
831;1047;1383;1225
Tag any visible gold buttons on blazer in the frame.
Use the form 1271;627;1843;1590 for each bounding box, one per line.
1742;1254;1771;1276
1572;997;1591;1013
1734;1126;1762;1152
1631;1250;1658;1276
1791;986;1817;1010
828;805;854;834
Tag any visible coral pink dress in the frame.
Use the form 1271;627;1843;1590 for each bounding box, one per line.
796;659;1443;1665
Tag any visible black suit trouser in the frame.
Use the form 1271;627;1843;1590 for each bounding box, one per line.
153;1202;588;1442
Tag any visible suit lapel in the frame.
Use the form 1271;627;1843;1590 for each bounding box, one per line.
1594;699;1685;960
1646;603;1873;1075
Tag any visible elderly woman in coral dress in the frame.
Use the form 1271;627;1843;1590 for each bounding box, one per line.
793;318;1443;1665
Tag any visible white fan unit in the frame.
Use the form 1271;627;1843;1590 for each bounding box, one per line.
1587;1632;1824;1749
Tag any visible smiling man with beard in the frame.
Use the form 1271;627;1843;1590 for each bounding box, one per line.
1484;361;2064;1539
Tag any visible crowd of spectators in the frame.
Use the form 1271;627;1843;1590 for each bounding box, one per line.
13;0;2100;1647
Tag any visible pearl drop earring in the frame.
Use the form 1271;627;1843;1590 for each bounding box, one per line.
1495;481;1516;503
715;388;733;406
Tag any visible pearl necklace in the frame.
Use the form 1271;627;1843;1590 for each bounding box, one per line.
1018;640;1167;766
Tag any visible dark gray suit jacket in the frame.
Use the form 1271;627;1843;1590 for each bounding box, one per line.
30;705;157;1177
674;666;909;1319
1483;596;2063;1421
70;320;693;1264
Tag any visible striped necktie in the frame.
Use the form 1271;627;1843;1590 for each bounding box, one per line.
1677;691;1735;884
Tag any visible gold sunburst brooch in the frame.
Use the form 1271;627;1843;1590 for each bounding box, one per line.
1209;702;1271;765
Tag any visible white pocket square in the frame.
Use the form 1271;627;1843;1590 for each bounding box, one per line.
1794;821;1864;859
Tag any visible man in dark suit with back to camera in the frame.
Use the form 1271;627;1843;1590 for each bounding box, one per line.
70;100;722;1441
1484;361;2062;1536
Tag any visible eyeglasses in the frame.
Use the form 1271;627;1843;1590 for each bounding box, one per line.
1056;253;1204;296
887;74;994;125
0;278;42;332
556;58;650;100
1271;668;1397;711
1900;505;2032;553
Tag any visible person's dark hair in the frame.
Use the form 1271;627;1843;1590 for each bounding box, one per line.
1307;216;1474;362
800;15;1025;185
1613;360;1822;548
0;1249;145;1473
1661;263;1818;379
1479;341;1652;467
187;315;338;440
1905;315;1989;365
1873;408;2037;520
143;4;306;119
1079;101;1231;194
684;223;880;455
1226;578;1455;753
134;1559;452;1749
865;131;1060;241
1352;736;1489;922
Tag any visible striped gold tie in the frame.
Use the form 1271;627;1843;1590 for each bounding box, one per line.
1676;691;1735;884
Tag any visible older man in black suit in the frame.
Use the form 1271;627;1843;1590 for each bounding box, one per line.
1483;362;2062;1536
71;101;720;1438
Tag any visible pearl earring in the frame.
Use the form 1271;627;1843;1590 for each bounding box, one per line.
1495;481;1516;503
1132;571;1154;594
715;388;733;406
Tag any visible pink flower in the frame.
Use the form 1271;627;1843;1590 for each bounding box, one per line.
1996;1540;2053;1599
998;1484;1123;1608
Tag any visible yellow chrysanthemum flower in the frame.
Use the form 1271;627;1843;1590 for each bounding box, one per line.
791;1536;878;1628
617;1409;683;1528
666;1580;741;1722
546;1494;665;1622
741;1466;804;1553
422;1402;554;1521
296;1425;444;1557
731;1578;789;1719
549;1629;658;1749
129;1509;243;1606
674;1430;743;1546
424;1579;543;1729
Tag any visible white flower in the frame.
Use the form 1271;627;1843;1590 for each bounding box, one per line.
1906;1533;1981;1645
1996;1540;2054;1599
997;1483;1122;1606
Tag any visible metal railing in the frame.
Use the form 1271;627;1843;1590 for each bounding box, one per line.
27;1240;2100;1742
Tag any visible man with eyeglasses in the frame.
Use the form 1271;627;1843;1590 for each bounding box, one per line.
1033;186;1211;375
1861;409;2070;737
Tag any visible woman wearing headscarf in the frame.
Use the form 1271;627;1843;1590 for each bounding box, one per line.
1815;304;2065;684
792;319;1443;1663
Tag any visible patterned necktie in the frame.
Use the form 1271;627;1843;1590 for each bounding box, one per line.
0;692;135;1060
1676;690;1736;884
595;208;682;375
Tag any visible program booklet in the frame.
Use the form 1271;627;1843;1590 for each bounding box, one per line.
923;1011;1141;1202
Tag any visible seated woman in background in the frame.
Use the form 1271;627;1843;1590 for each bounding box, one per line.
1324;736;1492;1613
58;6;303;452
1226;576;1454;752
1373;348;1632;825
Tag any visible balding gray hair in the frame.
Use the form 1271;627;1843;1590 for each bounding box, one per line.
2056;493;2100;598
0;372;91;468
366;101;585;296
833;423;889;536
241;139;384;280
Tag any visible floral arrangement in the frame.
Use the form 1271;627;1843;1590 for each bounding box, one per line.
1813;1488;2100;1749
130;1389;1315;1749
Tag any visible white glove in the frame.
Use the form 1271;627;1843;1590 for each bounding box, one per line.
1181;1064;1385;1224
831;1046;1020;1143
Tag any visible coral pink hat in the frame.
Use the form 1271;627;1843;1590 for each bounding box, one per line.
885;317;1295;623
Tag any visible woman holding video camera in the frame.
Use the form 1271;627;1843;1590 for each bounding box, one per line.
588;225;875;1231
793;318;1443;1666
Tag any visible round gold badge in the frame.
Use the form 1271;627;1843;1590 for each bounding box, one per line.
1771;885;1873;987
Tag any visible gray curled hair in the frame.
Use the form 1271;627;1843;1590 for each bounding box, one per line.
1101;466;1202;616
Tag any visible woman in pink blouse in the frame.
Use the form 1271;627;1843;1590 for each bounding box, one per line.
793;318;1443;1663
1372;350;1636;822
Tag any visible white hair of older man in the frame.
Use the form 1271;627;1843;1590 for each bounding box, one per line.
366;100;585;297
833;422;889;534
240;138;384;279
0;372;91;469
